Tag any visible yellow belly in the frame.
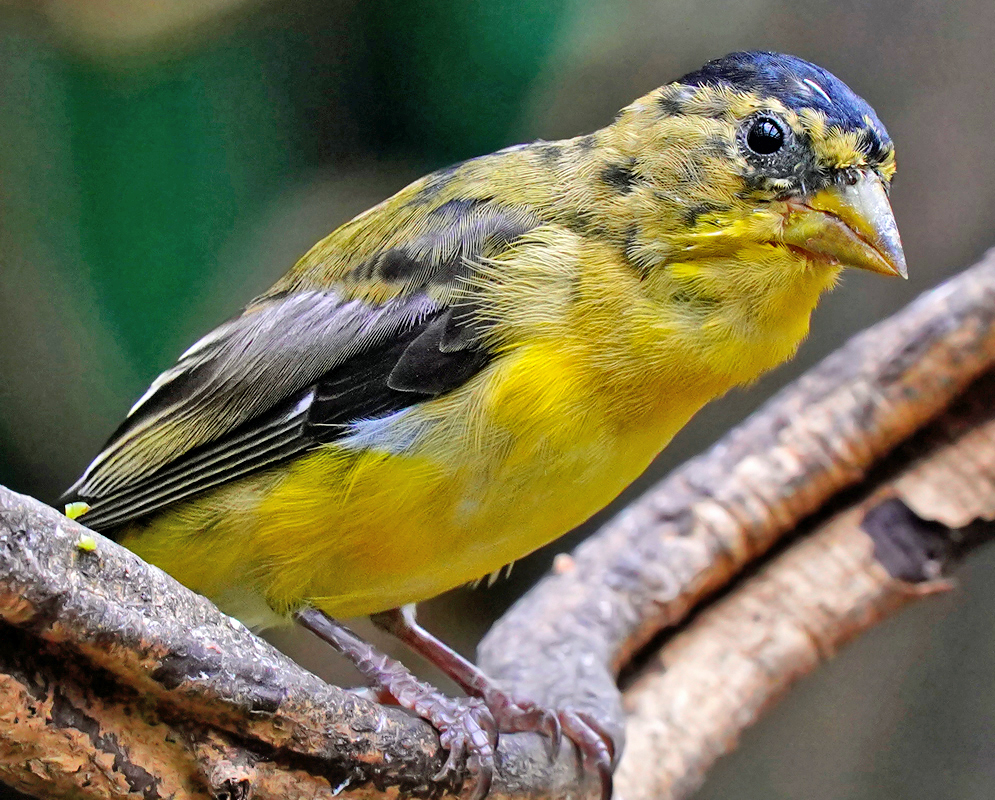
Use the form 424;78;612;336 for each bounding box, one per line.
118;338;717;622
114;226;838;624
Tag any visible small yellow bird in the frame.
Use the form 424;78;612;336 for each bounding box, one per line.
67;51;905;798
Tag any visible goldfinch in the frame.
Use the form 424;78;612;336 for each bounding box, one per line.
67;51;906;799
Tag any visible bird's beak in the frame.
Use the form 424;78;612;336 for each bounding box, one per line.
781;172;907;279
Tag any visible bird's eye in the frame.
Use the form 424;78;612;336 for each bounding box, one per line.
745;117;786;155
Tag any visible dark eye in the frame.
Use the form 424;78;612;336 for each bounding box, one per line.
746;116;785;155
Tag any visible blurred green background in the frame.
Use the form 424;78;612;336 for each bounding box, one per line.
2;1;995;798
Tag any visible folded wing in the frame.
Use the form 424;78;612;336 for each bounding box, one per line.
67;198;539;532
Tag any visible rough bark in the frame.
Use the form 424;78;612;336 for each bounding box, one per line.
0;488;591;800
2;253;994;800
615;372;995;799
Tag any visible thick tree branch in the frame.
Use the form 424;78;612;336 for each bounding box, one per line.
616;372;995;799
0;488;589;800
1;253;994;800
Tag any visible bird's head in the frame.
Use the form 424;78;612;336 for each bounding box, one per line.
610;51;906;295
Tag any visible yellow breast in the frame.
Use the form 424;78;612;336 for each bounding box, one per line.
118;338;740;621
118;237;837;623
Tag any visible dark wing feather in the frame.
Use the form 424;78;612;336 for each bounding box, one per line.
386;310;492;394
70;393;317;530
68;301;493;533
71;290;438;498
66;200;535;533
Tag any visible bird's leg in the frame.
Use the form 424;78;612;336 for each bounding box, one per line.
370;605;559;736
294;607;496;800
370;605;615;800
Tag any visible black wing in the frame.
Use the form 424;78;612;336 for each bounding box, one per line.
66;200;538;532
67;300;489;532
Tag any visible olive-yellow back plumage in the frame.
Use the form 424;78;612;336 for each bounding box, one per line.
67;51;905;626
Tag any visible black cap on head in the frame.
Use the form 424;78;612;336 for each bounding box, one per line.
679;51;891;156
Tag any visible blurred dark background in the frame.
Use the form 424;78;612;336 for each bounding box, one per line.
2;1;994;798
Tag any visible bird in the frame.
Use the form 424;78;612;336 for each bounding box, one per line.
65;50;906;800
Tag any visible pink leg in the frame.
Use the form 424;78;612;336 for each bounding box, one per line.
295;608;496;800
371;605;615;800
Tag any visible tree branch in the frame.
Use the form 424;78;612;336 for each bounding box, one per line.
616;371;995;799
2;253;994;800
0;487;590;800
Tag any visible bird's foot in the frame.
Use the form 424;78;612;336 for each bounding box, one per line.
295;608;496;799
474;682;561;744
371;606;616;800
472;683;614;800
381;668;498;800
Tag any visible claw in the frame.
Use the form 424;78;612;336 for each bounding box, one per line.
432;740;462;783
595;759;614;800
469;760;492;800
559;710;615;800
576;711;616;767
365;607;618;797
542;709;562;755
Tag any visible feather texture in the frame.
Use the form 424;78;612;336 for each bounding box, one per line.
65;200;542;529
64;51;902;621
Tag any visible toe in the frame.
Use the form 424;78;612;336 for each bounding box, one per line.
559;710;615;800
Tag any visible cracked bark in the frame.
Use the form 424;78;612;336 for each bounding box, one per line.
1;252;995;800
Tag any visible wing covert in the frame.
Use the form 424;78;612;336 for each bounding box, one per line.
66;197;538;532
